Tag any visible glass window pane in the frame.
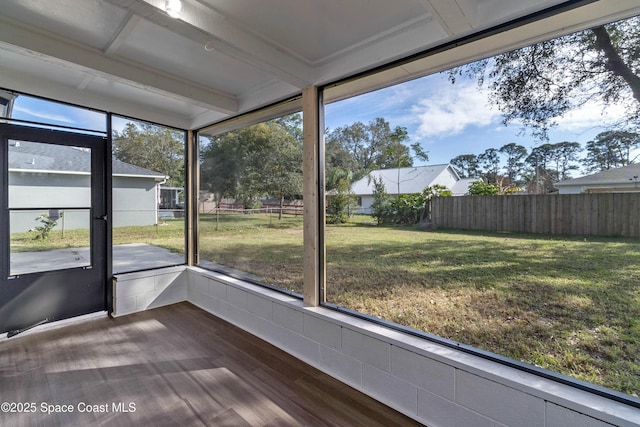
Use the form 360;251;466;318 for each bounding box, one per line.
198;113;304;294
324;15;640;398
10;94;106;133
8;140;92;275
10;209;91;275
111;117;186;273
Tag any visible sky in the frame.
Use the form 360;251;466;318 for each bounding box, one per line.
11;97;108;133
10;70;634;179
324;72;631;176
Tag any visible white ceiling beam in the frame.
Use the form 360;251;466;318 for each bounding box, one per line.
423;0;475;36
76;74;93;90
104;12;142;55
0;64;194;129
0;16;238;114
104;0;314;88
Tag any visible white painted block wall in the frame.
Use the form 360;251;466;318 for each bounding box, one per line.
112;266;187;316
186;267;640;427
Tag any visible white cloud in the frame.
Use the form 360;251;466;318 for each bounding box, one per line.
13;105;74;124
555;98;629;132
411;82;501;138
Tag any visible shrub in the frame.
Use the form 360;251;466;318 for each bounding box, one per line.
468;181;499;195
327;190;355;224
33;213;62;240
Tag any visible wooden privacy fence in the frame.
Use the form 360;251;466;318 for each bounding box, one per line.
431;193;640;238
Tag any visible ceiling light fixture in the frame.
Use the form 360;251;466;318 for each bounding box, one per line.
165;0;182;19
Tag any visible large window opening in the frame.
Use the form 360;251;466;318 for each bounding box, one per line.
111;116;186;273
323;15;640;398
198;112;304;295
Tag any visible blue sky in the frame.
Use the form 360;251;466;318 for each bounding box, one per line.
11;96;108;132
325;72;629;175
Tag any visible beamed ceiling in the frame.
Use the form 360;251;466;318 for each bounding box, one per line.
0;0;639;130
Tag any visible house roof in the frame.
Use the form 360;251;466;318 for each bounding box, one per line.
351;164;459;196
9;140;166;179
1;2;637;130
555;163;640;187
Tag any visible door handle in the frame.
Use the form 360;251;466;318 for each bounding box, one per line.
95;215;108;221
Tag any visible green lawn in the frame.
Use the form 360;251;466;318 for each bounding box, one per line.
199;213;640;396
10;213;640;396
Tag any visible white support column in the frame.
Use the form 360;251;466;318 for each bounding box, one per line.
302;86;325;306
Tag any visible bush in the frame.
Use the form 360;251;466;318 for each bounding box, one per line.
33;213;61;240
468;181;499;195
327;191;355;224
381;193;426;224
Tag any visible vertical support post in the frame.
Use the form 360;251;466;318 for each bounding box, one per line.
105;114;113;313
186;129;198;266
302;86;325;306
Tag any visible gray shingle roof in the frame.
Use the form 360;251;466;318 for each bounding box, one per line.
555;163;640;187
9;140;166;178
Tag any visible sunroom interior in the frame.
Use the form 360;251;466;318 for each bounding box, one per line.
1;0;640;426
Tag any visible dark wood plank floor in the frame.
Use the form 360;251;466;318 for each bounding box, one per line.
0;302;424;426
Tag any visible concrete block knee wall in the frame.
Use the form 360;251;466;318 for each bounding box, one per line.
112;266;187;316
186;267;640;427
112;266;640;426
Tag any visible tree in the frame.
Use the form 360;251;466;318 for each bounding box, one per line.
325;138;358;185
325;118;412;179
113;122;185;186
272;113;303;141
449;16;640;140
450;154;479;178
525;143;557;193
370;176;389;225
326;169;355;224
477;148;500;184
244;125;303;219
499;143;527;184
549;141;581;180
585;130;640;172
200;118;303;214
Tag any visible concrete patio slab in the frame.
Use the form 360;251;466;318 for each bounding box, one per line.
10;243;185;276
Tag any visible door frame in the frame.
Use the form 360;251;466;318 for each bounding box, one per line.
0;123;110;334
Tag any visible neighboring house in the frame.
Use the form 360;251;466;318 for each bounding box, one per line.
555;163;640;194
159;186;185;218
9;140;167;232
350;164;475;214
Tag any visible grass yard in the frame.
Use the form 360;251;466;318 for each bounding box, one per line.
10;213;640;396
198;213;640;396
10;219;186;254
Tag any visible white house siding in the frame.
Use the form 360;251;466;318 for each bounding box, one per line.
557;185;583;195
8;172;160;232
433;169;459;191
556;163;640;194
557;183;639;194
358;195;376;215
113;176;160;227
8;171;91;233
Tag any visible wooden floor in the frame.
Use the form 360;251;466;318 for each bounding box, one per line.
0;302;424;426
